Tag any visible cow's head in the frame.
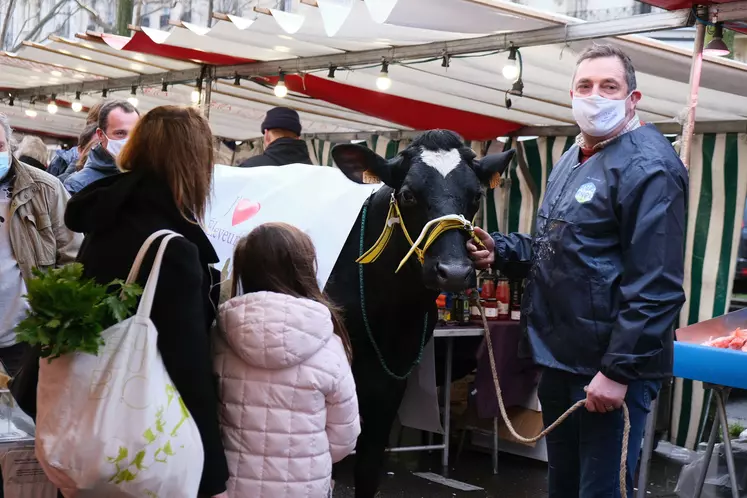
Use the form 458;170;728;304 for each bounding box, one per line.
333;130;515;292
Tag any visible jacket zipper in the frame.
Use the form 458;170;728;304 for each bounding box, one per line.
544;162;581;228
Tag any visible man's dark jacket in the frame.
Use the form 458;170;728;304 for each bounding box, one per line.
64;169;229;495
239;137;313;167
494;124;688;384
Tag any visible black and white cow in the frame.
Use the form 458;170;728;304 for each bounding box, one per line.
325;130;515;498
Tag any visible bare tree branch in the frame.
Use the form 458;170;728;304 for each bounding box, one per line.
74;0;113;31
0;0;18;51
139;2;171;23
11;0;69;52
11;17;31;48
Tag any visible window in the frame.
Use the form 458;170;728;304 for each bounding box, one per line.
159;7;171;28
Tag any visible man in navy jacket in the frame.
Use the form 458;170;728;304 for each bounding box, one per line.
468;44;688;497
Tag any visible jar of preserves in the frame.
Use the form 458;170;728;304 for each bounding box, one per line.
484;299;499;321
495;275;510;320
436;294;447;324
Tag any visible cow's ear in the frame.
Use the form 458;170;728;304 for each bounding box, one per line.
473;149;515;188
332;144;400;186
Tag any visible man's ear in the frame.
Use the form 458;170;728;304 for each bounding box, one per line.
473;149;516;188
332;144;403;187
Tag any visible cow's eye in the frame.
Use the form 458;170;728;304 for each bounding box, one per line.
400;189;417;207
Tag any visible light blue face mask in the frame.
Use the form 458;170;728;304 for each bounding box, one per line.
0;151;10;180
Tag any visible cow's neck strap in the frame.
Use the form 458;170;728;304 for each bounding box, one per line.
356;193;484;272
356;193;417;266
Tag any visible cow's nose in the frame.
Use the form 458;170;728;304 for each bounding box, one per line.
435;262;474;292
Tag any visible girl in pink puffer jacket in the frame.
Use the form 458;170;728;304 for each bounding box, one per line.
214;223;360;498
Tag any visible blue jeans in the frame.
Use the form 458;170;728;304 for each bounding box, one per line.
538;369;659;498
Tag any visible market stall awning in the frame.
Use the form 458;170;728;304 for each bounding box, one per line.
3;0;747;141
640;0;747;33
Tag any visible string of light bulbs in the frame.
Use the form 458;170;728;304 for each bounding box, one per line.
4;47;524;117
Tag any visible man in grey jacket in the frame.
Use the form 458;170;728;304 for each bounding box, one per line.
64;100;139;194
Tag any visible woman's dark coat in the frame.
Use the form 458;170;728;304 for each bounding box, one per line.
64;169;229;495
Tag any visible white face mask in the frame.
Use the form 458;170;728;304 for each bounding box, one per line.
572;93;632;138
104;135;128;158
0;151;9;179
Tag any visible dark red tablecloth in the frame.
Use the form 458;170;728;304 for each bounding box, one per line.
474;321;541;419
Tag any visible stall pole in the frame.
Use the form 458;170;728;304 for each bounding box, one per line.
715;389;740;498
693;385;739;498
203;67;214;120
441;337;454;474
679;8;706;169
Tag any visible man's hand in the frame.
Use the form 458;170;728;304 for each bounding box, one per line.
467;227;495;269
584;372;627;413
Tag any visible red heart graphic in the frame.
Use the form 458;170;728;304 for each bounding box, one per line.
232;199;261;226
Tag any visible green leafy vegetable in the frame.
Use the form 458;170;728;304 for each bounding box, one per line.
15;263;142;361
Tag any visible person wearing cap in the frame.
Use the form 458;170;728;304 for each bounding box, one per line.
239;107;313;167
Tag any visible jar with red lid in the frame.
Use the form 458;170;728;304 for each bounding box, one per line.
483;299;499;321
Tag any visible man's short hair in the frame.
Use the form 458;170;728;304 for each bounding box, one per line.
574;44;637;93
97;100;139;133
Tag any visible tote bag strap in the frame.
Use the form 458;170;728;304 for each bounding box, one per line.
135;232;182;318
125;229;180;286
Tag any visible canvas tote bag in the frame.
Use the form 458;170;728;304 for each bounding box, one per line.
35;230;205;498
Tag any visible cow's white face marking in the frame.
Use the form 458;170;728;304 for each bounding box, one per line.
419;148;462;178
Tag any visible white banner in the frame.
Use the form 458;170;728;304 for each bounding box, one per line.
206;164;381;289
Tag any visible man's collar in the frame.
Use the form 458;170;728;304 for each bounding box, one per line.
575;114;642;152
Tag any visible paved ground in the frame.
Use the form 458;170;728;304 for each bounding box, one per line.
332;444;683;497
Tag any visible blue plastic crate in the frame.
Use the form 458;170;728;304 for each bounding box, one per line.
673;342;747;390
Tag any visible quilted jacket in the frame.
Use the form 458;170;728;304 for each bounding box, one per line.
214;291;360;498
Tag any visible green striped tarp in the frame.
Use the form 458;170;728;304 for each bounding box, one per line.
672;133;747;448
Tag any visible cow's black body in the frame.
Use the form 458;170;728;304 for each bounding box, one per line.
320;130;514;497
325;186;439;498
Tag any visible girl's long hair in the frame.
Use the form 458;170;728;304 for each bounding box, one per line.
75;124;99;171
232;223;353;363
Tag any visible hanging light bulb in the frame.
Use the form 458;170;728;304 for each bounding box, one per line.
376;61;391;91
71;91;83;113
274;73;288;98
25;101;38;118
502;47;520;82
47;95;58;114
127;86;139;107
704;23;731;57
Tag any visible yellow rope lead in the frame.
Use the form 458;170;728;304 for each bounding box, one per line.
358;194;483;271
